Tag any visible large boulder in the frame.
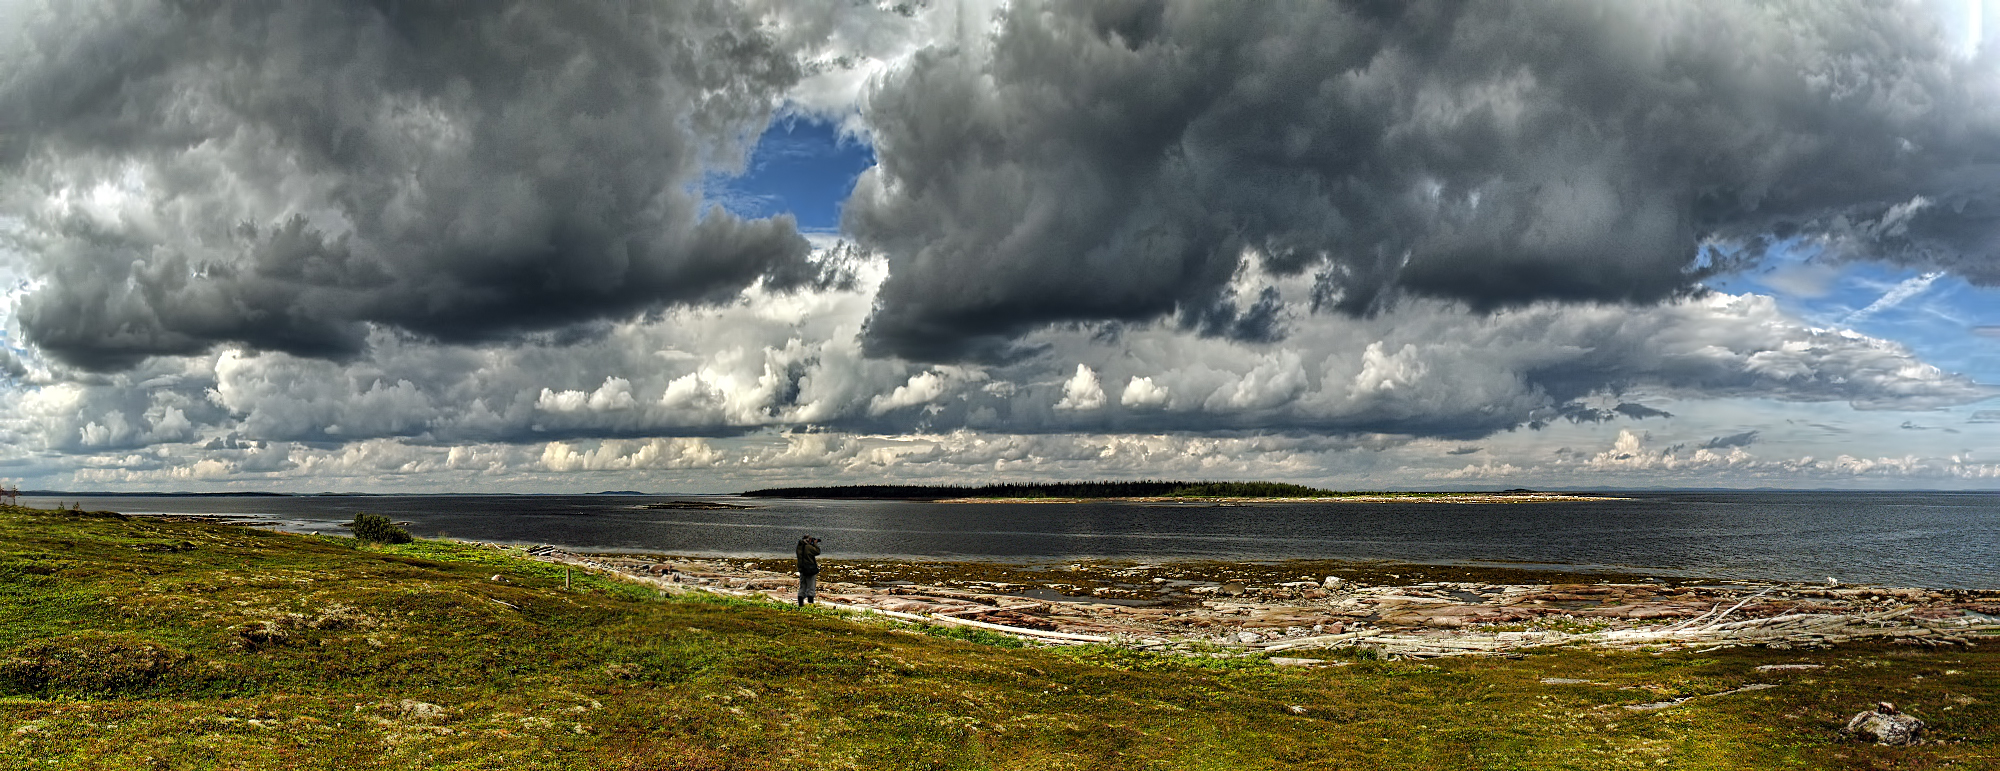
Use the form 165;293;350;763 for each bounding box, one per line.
1843;702;1924;746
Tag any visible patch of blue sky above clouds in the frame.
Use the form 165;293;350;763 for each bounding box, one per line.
1710;251;2000;386
705;116;875;234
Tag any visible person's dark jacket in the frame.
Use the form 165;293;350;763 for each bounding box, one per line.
796;538;820;577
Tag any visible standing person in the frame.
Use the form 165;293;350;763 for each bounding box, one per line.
795;535;821;605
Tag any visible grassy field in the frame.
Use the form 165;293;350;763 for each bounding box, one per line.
0;504;1993;770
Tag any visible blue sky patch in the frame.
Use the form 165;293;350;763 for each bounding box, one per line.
707;116;876;233
1714;255;2000;384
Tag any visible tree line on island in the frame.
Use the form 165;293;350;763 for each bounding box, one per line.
738;481;1357;500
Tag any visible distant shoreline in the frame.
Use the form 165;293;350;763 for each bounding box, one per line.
738;481;1628;502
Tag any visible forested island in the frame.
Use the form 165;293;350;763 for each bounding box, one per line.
737;481;1603;502
741;481;1338;499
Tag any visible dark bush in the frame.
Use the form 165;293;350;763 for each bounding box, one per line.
351;512;413;544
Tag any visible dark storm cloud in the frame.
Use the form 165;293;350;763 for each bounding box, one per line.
1540;402;1670;426
1701;430;1760;449
1;0;815;371
847;0;2000;360
1613;403;1674;421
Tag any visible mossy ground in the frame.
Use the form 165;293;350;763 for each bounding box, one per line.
0;505;1993;770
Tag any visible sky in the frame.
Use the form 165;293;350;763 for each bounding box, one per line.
1;0;1998;494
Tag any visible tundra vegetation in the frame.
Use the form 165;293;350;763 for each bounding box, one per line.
0;504;1993;769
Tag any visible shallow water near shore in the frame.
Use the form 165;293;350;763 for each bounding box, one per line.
25;490;1998;589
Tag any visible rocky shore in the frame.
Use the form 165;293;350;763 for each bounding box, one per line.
510;548;2000;660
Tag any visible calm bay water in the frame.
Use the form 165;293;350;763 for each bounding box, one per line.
23;491;1999;589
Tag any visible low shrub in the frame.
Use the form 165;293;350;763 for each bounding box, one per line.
350;512;413;544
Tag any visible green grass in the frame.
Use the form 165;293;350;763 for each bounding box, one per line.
0;504;1993;769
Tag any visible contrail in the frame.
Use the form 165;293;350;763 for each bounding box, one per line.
1845;272;1942;323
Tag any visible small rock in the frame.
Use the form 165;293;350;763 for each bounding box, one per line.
1235;631;1264;644
230;620;289;650
395;700;449;723
1843;702;1924;746
307;605;375;631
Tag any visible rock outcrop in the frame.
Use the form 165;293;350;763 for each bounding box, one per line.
1843;702;1924;746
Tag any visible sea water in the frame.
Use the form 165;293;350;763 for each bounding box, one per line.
21;491;1999;589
